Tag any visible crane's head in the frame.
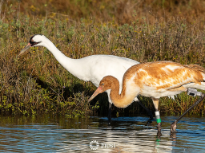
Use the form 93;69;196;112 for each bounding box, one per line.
18;34;46;56
88;76;114;102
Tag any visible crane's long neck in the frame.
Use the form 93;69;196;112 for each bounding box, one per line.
110;78;138;108
43;39;86;80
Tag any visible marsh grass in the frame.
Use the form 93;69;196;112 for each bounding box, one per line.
0;1;205;117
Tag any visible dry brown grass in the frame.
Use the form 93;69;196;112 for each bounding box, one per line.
2;0;205;25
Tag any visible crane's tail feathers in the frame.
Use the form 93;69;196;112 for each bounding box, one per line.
184;64;205;73
183;82;205;90
184;64;205;82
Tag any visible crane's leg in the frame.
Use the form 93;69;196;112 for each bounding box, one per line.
106;91;112;125
108;103;112;125
152;98;162;137
133;97;153;123
107;101;153;125
136;100;153;124
170;88;205;133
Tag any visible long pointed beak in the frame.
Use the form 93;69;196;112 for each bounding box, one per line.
18;43;31;57
88;87;103;102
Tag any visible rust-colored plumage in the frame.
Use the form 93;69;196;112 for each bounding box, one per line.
122;61;204;92
89;61;205;108
88;61;205;136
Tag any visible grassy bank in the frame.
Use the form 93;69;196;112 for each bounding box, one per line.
0;0;205;117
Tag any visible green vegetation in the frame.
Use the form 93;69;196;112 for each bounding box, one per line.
0;0;205;117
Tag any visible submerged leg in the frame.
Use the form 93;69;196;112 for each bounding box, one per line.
171;89;205;133
108;103;112;125
106;91;112;125
152;98;162;137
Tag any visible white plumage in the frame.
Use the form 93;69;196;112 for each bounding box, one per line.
19;34;150;122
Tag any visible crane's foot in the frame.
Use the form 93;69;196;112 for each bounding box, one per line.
170;120;177;133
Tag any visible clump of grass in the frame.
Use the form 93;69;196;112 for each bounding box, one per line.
0;1;205;116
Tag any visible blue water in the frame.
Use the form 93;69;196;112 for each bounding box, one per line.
0;115;204;152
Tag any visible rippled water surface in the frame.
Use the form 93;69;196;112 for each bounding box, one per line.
0;114;204;152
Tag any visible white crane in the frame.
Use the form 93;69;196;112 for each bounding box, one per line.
19;34;153;124
88;61;205;137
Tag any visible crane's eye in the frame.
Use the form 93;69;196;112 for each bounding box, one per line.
29;38;41;46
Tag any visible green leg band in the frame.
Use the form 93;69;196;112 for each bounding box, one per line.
156;118;161;123
155;111;161;123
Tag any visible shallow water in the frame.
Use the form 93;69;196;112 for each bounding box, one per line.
0;114;204;152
